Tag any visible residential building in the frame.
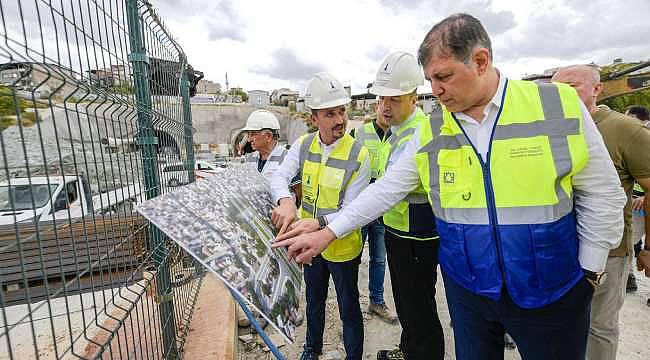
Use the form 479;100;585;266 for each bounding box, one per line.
248;90;270;107
196;79;221;94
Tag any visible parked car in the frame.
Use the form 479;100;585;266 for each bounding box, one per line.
214;155;228;168
161;160;221;187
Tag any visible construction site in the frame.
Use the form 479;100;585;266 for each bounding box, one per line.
1;1;650;360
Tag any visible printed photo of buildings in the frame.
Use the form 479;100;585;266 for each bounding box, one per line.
136;164;303;342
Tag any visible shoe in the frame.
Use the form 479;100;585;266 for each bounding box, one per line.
504;333;516;350
626;273;638;293
377;348;405;360
368;302;398;324
300;346;320;360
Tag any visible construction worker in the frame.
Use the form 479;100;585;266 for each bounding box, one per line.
370;51;443;359
242;110;287;178
552;65;650;360
349;106;398;324
274;13;627;360
269;72;370;360
242;109;301;203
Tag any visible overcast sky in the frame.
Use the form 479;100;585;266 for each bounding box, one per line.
154;0;650;95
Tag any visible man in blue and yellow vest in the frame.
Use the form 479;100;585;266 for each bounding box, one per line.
274;14;626;360
270;72;370;360
350;107;398;324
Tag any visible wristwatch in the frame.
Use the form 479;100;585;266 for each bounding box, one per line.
583;269;607;287
317;215;328;229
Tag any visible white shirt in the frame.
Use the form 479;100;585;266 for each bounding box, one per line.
270;132;370;223
253;143;287;180
328;75;626;273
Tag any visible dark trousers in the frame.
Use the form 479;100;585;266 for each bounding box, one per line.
443;272;594;360
304;255;363;360
384;230;444;359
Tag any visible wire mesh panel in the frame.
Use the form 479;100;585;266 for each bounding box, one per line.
0;1;202;359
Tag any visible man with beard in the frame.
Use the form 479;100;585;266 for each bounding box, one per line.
274;14;626;360
270;72;370;360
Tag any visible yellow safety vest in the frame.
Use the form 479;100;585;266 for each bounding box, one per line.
354;122;384;179
298;132;368;262
379;108;436;239
414;80;589;308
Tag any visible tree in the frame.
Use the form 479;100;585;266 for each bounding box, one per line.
600;89;650;113
228;87;248;102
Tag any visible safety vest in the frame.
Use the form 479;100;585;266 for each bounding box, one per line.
298;132;368;262
355;122;384;179
414;80;589;308
633;182;644;197
379;108;437;239
247;143;288;179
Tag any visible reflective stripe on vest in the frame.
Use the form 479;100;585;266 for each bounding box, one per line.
247;145;288;178
380;109;437;238
355;122;383;179
297;132;365;262
415;80;589;308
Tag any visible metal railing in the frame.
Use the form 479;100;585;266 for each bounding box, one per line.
0;1;202;358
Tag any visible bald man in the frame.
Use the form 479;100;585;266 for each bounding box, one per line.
553;65;650;360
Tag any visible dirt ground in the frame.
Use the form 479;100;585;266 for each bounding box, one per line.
238;246;650;360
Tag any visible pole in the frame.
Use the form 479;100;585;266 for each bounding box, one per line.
125;0;179;357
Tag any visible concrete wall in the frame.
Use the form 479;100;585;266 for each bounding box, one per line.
191;104;308;147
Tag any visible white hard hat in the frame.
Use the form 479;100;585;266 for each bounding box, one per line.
304;72;351;110
242;110;280;131
370;51;424;97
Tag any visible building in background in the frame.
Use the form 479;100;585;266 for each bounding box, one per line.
270;88;299;106
88;64;130;88
196;79;221;94
248;90;270;107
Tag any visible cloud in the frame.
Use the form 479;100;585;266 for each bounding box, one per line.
251;48;325;82
497;0;650;65
380;0;517;35
150;0;650;92
366;46;391;62
204;1;246;42
207;24;245;42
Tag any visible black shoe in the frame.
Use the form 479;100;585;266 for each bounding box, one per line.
627;273;638;293
300;346;321;360
377;348;405;360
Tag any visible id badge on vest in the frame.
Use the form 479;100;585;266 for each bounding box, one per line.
302;173;316;203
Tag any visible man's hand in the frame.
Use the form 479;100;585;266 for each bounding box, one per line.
638;249;650;277
272;198;297;235
632;196;645;212
272;228;337;264
276;219;320;241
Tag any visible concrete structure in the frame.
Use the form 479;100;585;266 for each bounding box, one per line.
351;92;439;114
351;93;378;112
417;94;439;114
270;88;299;106
296;98;306;113
88;64;129;88
191;103;308;151
247;90;270;107
196;79;221;94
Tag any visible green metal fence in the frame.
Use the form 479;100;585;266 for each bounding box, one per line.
0;1;203;358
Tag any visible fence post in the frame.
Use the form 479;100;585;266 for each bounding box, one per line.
180;57;195;183
125;0;179;358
